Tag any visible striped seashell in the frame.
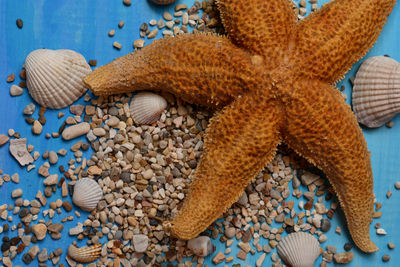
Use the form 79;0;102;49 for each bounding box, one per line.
352;56;400;128
277;232;321;267
72;178;103;211
187;236;215;257
129;92;167;125
25;49;92;109
150;0;176;5
67;243;102;263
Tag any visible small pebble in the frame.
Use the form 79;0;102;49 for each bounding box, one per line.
23;103;36;115
334;252;354;264
31;224;47;240
88;60;97;67
123;0;131;6
16;19;23;29
388;242;395;249
118;21;125;28
10;85;23;96
395;181;400;190
7;73;15;83
108;29;115;37
113;41;122;50
32;120;43;135
344;243;353;251
320;218;331;232
382;254;391;262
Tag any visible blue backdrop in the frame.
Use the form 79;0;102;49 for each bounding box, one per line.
0;0;399;266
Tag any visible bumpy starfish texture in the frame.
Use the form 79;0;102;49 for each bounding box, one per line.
84;0;396;253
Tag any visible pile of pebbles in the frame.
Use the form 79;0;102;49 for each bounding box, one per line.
1;0;397;266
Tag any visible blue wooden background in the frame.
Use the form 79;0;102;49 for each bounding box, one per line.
0;0;399;266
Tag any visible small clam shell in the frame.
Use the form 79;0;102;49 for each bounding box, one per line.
25;49;92;109
72;178;103;211
277;232;321;267
129;92;167;125
9;138;34;166
150;0;176;5
67;243;102;263
352;56;400;128
187;236;216;257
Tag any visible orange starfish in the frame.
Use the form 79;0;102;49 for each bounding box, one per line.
84;0;396;253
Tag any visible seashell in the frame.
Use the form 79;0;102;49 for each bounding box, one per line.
352;56;400;128
187;236;215;257
277;232;321;267
9;138;34;166
25;49;92;109
67;243;102;263
129;92;167;125
150;0;176;5
72;178;103;211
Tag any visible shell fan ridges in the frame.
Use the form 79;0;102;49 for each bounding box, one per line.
72;178;103;212
67;243;102;263
277;232;321;267
129;92;168;125
352;56;400;128
25;49;92;109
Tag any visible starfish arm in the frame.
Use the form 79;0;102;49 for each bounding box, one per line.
84;33;256;109
166;93;282;239
217;0;297;66
293;0;396;84
282;79;377;253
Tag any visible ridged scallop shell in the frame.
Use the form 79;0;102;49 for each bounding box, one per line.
277;232;321;267
352;56;400;128
129;92;167;125
67;243;102;263
150;0;176;5
25;49;92;109
72;178;103;211
187;236;216;257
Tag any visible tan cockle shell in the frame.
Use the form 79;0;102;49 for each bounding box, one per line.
72;178;103;211
25;49;92;109
150;0;176;5
352;56;400;128
67;243;102;263
277;232;321;267
129;92;167;125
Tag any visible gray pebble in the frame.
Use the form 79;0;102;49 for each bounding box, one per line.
23;104;36;115
320;218;331;232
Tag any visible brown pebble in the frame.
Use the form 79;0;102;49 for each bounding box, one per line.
118;21;125;28
212;252;225;264
386;121;394;128
17;243;26;253
123;0;131;6
38;115;46;125
7;73;15;83
62;201;72;212
334;252;354;264
16;19;23;29
19;80;26;88
19;69;26;80
108;29;115;37
39;106;46;116
382;255;390;262
88;60;97;67
304;200;313;210
25;118;35;125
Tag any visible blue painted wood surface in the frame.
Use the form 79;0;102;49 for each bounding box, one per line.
0;0;399;266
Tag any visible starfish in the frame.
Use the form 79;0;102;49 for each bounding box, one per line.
84;0;396;253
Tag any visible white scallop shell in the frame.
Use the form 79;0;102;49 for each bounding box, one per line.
67;243;102;263
277;232;321;267
72;178;103;211
25;49;92;109
151;0;176;5
187;236;215;257
129;92;167;125
352;56;400;128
